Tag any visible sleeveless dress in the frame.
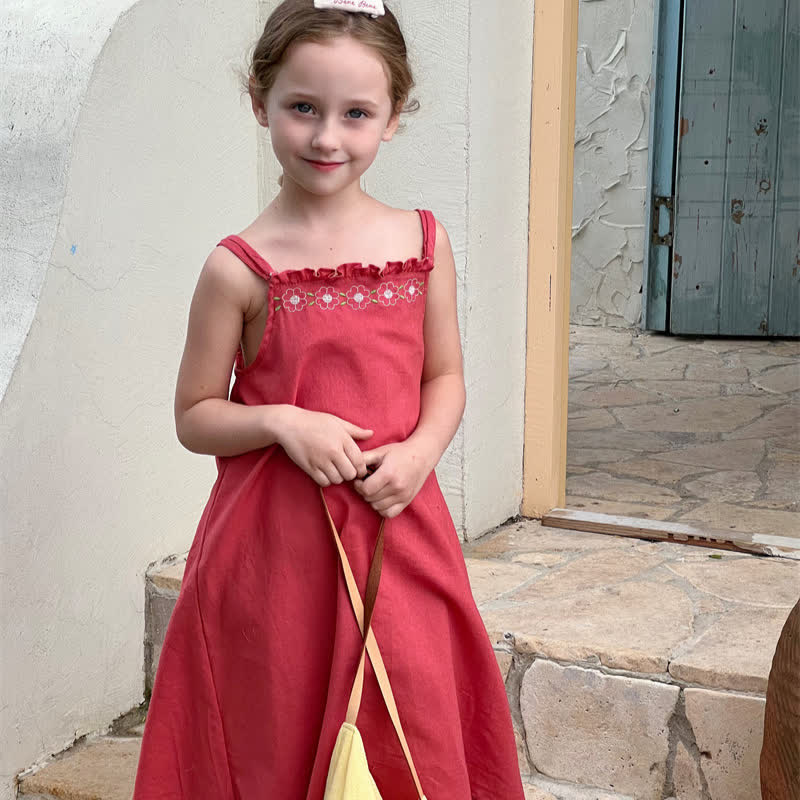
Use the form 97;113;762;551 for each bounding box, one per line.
133;209;524;800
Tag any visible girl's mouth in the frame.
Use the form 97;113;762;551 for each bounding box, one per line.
305;159;346;172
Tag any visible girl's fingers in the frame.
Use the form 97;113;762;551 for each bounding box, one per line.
332;451;358;483
364;483;396;504
343;421;374;441
312;468;332;487
319;461;345;486
373;500;405;519
360;469;391;500
362;448;386;468
343;439;368;479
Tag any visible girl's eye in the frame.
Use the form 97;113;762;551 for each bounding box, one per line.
293;103;314;114
346;109;368;120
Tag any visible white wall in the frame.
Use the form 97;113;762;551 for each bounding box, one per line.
570;0;656;327
259;0;534;537
0;2;258;795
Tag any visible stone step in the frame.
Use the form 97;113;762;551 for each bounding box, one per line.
14;734;613;800
17;736;142;800
142;518;794;798
21;518;795;799
14;730;563;800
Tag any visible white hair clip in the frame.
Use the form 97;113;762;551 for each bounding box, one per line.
313;0;386;18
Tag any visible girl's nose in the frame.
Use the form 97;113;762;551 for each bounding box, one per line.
311;119;340;153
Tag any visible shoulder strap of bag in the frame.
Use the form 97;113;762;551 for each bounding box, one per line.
320;489;426;800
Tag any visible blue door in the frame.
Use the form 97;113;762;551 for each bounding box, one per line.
645;0;799;336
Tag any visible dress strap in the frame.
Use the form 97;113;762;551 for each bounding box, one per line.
416;209;436;261
217;235;275;281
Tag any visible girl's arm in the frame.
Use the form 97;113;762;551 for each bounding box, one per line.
174;249;372;482
355;220;465;516
406;219;466;471
174;247;287;456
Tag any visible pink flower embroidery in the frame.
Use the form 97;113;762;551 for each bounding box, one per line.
377;282;400;307
315;287;339;311
346;284;371;310
281;288;308;312
403;279;424;303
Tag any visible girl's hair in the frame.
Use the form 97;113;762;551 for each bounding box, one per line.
247;0;419;115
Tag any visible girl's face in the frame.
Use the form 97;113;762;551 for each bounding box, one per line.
254;36;400;198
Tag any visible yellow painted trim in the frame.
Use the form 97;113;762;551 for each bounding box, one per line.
522;0;579;517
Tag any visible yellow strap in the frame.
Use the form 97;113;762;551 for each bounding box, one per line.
320;489;426;800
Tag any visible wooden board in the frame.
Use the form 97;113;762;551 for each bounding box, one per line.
769;0;800;336
522;0;579;516
644;0;682;332
543;508;800;559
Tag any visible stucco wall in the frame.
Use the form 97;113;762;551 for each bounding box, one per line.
0;2;258;795
257;0;533;537
570;0;655;327
0;0;138;402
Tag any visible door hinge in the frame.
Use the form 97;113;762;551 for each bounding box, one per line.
651;195;675;247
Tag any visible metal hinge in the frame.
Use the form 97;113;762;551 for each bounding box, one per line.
651;195;674;247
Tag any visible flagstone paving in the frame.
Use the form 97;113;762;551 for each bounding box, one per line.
568;326;799;540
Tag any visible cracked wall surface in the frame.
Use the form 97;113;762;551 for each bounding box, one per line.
571;0;656;328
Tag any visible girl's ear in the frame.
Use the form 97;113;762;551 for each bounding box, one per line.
381;110;401;142
249;76;269;128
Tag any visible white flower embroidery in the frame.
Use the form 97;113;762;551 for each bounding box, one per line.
276;278;424;312
403;279;424;303
281;288;308;312
377;281;400;307
346;284;371;310
315;287;339;310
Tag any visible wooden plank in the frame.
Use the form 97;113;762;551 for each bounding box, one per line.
671;0;736;334
719;0;787;335
644;0;682;332
543;508;800;559
769;0;800;335
522;0;578;517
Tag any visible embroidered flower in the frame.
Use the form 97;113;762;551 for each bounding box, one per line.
315;287;339;311
346;284;371;310
403;279;425;303
377;281;400;307
281;287;308;312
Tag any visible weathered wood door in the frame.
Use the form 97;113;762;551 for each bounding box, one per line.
649;0;799;336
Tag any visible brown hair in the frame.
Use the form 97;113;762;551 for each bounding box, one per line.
247;0;419;116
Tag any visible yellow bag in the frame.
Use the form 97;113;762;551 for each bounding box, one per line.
320;490;427;800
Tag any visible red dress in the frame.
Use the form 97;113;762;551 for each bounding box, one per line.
133;209;524;799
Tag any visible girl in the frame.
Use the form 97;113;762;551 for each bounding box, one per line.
133;1;524;798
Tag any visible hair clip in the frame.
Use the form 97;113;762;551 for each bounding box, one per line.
313;0;386;18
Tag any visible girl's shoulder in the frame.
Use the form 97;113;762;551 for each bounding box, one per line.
372;203;449;258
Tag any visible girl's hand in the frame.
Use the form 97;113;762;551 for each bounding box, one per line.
353;440;433;518
277;407;373;487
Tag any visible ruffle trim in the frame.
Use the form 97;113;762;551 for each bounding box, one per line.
268;256;434;286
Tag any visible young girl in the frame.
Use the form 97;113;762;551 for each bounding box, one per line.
133;1;524;797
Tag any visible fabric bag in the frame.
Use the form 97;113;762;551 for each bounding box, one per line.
320;490;427;800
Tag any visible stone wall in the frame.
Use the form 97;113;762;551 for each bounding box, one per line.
571;0;656;328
